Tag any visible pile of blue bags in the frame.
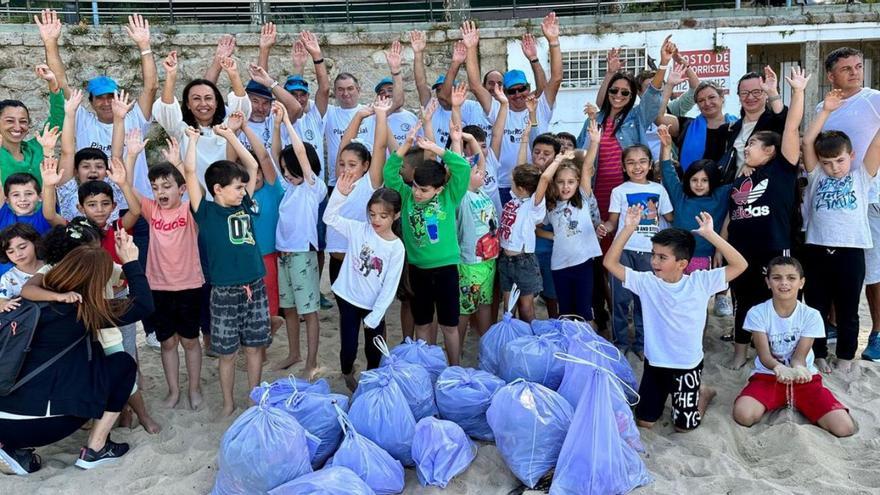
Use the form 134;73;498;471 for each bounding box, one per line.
434;366;505;441
479;286;532;375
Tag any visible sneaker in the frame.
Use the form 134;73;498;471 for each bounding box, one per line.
714;295;733;317
75;439;129;470
320;294;334;310
144;332;161;350
825;325;838;344
0;445;40;475
862;332;880;361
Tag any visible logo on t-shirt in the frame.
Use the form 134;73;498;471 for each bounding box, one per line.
814;174;857;211
408;197;445;246
625;192;661;237
730;177;770;220
561;206;581;237
498;199;522;241
305;129;315;141
227;210;256;246
357;244;383;277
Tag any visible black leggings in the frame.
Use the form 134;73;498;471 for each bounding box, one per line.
731;249;786;344
804;245;865;360
337;295;385;375
0;352;135;449
329;255;344;285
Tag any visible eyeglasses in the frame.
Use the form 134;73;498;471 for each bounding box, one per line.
737;89;765;99
505;85;529;95
608;87;632;97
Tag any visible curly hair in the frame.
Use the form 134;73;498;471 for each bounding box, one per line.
42;217;103;265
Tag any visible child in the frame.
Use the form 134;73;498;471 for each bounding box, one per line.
604;208;747;431
184;116;270;418
0;173;53;276
497;153;563;323
383;131;470;365
545;119;602;321
597;145;674;358
733;256;855;437
802;84;880;372
323;172;405;391
0;223;45;312
270;106;327;379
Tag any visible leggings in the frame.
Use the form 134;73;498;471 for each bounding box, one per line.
804;245;865;360
552;259;594;321
730;249;786;344
337;295;385;375
329;255;344;285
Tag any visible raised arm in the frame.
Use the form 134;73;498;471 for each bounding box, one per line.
537;151;571;206
371;97;393;188
257;22;276;71
111;90;136;161
762;65;785;115
123;129;148;182
280;111;317;186
220;57;246;98
204;35;235;84
581;120;600;194
461;21;493;113
39;157;65;227
301;31;329;116
160;51;178;105
781;66;810;166
249;63;302;120
603;205;642;282
450;82;467;134
802;89;842;174
539;12;563;107
385;40;405;113
654;65;688;135
109;156;141;229
596;48;621;106
241;123;276;185
490;85;508;158
182;127;203;211
35;9;68;97
339;104;375;163
694;212;747;282
439;41;466;109
216;112;258;195
58;89;83;183
521;33;546;95
125;14;158;119
409;30;432;107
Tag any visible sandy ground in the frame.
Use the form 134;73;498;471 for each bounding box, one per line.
6;283;880;495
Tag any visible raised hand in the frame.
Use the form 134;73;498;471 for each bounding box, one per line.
520;33;538;60
405;120;423;145
692;211;715;238
291;40;309;69
160;136;181;164
452;40;467;65
212;123;235;140
623;204;644;230
451;82;467;108
125;128;149;156
40;155;63;187
112;90;135;120
492;84;508;104
163;51;178;75
450;120;462;145
656;124;672;148
34;64;57;86
225;110;245;133
259;22;277;50
583;101;598;119
666;64;688;87
34;9;62;44
124;14;151;49
541;12;559;43
823;88;845;113
421;98;439;122
416;135;444;155
336;170;357;196
784;65;811;92
300;31;322;58
587;118;601;144
525;93;538;113
219;56;238;76
247;63;274;87
409;30;426;53
64;88;84;115
184;126;202;144
35;123;60;150
108;157;128;186
761;65;778;94
385;40;402;73
659;35;676;65
115;228;140;265
373;96;392;116
606;48;621;73
460;21;479;49
271;100;288;126
356;103;376;119
214;34;236;60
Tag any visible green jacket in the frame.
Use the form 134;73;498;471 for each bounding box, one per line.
0;90;65;186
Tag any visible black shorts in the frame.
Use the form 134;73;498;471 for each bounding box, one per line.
149;288;203;342
408;264;459;327
636;359;704;431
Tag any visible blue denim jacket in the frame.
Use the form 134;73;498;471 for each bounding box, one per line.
575;84;663;154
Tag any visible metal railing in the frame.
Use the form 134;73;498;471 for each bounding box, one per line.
1;0;743;26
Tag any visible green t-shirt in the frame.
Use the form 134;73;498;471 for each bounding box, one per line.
383;149;470;269
193;194;265;286
0;90;65;186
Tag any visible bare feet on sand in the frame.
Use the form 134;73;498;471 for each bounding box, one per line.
835;359;854;374
162;390;180;409
271;355;303;371
343;372;357;393
270;316;285;335
815;358;833;374
302;366;324;382
119;408;133;428
215;405;237;421
140;415;162;434
189;388;204;411
727;354;750;370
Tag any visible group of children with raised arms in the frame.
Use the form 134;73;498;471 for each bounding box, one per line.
0;14;871;443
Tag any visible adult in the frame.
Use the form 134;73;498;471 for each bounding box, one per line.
815;47;880;363
371;76;418;145
287;32;331;181
153;50;251;196
0;234;153;475
726;66;787;174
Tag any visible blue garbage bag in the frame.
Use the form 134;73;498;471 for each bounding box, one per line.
499;334;565;390
412;417;478;488
434;366;506;441
550;354;652;495
355;336;437;421
479;286;532;375
326;405;405;495
249;376;331;407
272;382;351;469
486;379;573;488
348;370;417;466
212;393;321;495
531;318;562;336
557;332;639;406
269;466;375;495
382;337;448;383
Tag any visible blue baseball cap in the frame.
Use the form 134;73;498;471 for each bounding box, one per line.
245;80;273;99
284;75;309;94
431;75;446;90
374;76;393;94
503;70;529;89
86;76;118;97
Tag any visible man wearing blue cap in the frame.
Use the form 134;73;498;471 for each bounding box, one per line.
286;31;332;182
373;76;418;144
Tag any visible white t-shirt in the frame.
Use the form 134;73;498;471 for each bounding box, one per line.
324;190;405;329
57;177;126;222
279;103;328;182
430;100;487;150
76;105;153;198
805;166;875;248
324;104;371;186
609;181;673;253
325;174;376;253
624;267;728;369
498;194;546;253
385;110;420;146
744;300;825;376
482;149;503;216
457;189;499;264
275;177;327;252
546;190;602;270
818;88;880;202
239;116;275;152
0;266;35;299
490;94;554;188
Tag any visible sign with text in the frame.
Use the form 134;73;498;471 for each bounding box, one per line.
672;49;731;96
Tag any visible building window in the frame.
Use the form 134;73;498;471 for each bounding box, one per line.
561;48;646;89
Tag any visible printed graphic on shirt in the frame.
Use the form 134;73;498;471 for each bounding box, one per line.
560;206;582;237
357;244;384;277
814;175;857;211
408;197;445;246
227;210;256;245
730;177;770;220
625;192;662;236
768;324;801;365
151;214;188;232
498;200;522;241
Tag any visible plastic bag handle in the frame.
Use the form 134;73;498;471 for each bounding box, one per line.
586;339;625;363
558;314;587;322
554;352;641;407
334;402;356;436
287;374;300;393
372;335;392;358
258;387;271;408
506;283;520;314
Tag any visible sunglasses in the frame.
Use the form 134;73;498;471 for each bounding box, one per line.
608;87;632;97
505;85;529;95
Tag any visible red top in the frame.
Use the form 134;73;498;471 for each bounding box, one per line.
594;118;624;251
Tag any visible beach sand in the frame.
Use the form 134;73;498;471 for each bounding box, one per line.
6;285;880;495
